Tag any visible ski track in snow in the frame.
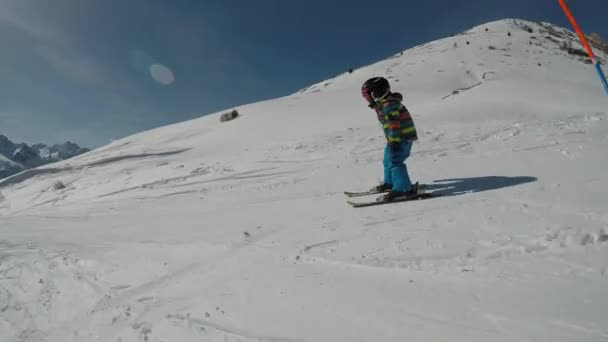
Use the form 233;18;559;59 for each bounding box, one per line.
2;19;608;342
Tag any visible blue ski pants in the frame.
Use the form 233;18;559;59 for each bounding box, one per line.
383;141;413;192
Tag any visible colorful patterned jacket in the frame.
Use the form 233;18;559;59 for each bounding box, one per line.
373;92;418;143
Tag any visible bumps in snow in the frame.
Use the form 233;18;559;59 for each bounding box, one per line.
220;109;240;122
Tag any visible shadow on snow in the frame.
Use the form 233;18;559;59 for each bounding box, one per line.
424;176;538;197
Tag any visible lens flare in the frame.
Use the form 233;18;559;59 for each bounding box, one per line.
149;64;175;85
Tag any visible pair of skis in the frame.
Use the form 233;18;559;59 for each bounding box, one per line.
344;184;436;208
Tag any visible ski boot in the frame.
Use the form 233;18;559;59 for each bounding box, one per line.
372;183;393;193
380;182;419;201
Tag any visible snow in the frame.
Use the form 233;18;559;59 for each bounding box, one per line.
1;19;608;342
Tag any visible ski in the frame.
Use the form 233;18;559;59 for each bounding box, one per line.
347;192;436;208
345;183;427;198
344;189;389;197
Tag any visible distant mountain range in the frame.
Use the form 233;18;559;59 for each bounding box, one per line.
0;134;89;179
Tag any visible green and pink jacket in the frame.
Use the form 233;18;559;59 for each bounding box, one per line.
372;92;418;143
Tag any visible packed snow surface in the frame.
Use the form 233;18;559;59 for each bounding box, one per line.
1;19;608;342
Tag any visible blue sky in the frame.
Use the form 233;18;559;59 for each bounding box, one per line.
0;0;606;148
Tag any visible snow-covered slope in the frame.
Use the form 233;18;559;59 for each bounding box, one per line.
1;19;607;342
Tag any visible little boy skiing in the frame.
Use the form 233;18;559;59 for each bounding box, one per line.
361;77;418;201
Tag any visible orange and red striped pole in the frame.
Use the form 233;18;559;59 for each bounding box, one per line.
558;0;608;95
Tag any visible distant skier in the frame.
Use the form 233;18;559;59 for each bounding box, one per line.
361;77;418;200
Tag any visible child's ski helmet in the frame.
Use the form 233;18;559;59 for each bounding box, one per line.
362;77;390;102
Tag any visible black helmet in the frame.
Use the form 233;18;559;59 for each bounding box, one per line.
362;77;390;102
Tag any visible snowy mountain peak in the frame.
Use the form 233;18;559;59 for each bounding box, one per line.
32;141;91;160
464;18;538;33
0;135;89;178
297;18;608;98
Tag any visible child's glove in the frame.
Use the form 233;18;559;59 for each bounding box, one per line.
390;142;401;153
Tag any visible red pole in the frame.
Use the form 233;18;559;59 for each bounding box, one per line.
558;0;596;60
558;0;608;95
